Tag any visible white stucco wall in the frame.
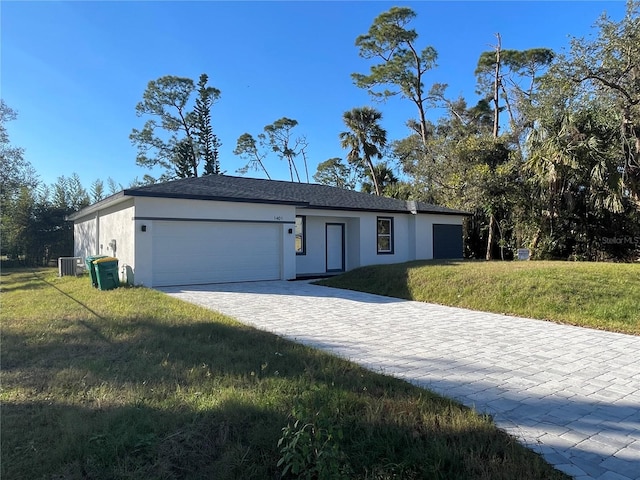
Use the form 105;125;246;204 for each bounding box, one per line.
296;209;465;275
345;217;361;270
96;200;136;283
74;193;465;286
407;215;417;261
295;209;422;274
280;223;296;280
72;198;135;283
357;212;412;267
134;197;296;222
74;217;98;261
295;214;353;275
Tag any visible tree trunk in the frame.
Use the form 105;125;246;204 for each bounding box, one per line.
288;155;301;183
301;148;310;183
486;213;495;260
286;158;294;182
622;107;640;208
408;43;430;154
484;35;501;261
493;33;502;139
530;227;541;259
417;99;429;150
367;157;382;195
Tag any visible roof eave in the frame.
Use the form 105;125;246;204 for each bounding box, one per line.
415;208;473;216
300;204;414;214
122;189;309;207
66;191;129;221
301;203;472;216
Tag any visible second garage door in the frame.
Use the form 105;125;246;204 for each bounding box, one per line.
433;224;464;259
152;221;282;286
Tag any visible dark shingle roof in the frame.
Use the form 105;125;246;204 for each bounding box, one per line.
120;175;469;215
65;175;468;220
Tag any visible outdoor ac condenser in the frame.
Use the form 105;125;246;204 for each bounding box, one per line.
58;256;82;276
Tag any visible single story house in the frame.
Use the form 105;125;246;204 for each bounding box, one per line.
68;175;469;287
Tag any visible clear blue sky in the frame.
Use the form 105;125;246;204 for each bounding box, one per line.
1;1;627;191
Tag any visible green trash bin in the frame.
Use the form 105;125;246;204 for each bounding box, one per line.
93;257;120;291
85;255;108;288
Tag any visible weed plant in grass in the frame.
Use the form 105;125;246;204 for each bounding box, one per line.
317;260;640;335
1;269;569;479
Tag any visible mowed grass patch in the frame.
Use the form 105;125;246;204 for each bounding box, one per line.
0;269;568;479
317;260;640;335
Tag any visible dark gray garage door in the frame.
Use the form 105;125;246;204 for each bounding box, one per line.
433;224;463;259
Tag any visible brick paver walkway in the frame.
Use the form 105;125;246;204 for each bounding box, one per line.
160;281;640;480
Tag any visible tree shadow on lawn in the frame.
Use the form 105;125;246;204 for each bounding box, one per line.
1;398;289;479
1;315;568;480
1;395;562;480
0;270;57;294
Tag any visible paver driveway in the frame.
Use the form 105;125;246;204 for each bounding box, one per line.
159;281;640;480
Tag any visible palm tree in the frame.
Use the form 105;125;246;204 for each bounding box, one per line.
340;107;387;195
361;163;398;195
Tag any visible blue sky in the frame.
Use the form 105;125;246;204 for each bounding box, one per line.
2;1;627;191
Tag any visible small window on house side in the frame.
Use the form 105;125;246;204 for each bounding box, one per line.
377;217;394;254
295;216;306;255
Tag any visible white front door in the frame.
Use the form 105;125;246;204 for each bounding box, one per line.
325;223;345;272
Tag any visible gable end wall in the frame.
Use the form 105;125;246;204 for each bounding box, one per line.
73;198;136;283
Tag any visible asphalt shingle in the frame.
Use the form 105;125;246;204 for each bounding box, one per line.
122;174;469;215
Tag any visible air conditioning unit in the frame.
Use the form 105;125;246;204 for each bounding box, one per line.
58;256;83;276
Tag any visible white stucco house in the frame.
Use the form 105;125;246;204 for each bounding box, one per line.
68;175;469;287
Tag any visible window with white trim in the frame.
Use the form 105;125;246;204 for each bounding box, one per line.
377;217;394;254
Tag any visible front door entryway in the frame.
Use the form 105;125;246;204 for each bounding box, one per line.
325;223;345;272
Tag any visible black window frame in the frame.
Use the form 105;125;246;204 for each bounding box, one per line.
295;215;306;255
376;216;394;254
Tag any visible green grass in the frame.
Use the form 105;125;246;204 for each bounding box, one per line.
317;260;640;335
0;268;568;479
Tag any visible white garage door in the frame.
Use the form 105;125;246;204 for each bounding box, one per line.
152;221;282;286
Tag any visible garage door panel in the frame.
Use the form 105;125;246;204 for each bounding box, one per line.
152;221;281;286
433;224;463;259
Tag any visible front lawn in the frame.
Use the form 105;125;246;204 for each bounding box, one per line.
0;269;568;479
317;260;640;335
